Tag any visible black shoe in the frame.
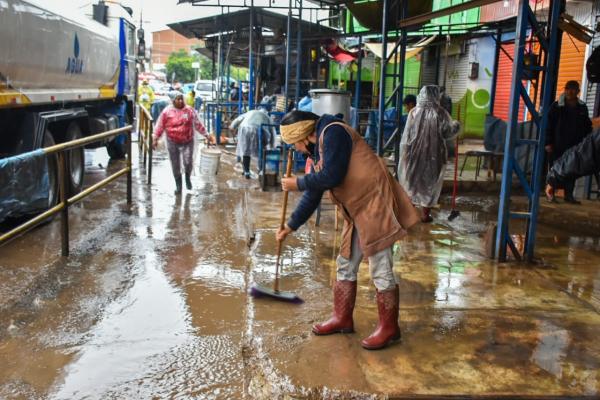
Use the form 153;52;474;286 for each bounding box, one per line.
244;172;251;180
174;176;182;194
185;174;192;190
564;196;581;205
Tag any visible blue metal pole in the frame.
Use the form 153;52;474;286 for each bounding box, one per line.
395;1;408;169
284;0;293;112
376;0;389;156
353;35;363;130
295;0;303;105
216;32;223;145
248;2;255;109
227;53;231;115
524;0;563;261
495;0;529;261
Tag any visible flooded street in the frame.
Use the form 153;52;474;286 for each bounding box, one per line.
1;146;599;399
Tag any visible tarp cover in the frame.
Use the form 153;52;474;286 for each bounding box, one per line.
547;130;600;186
484;115;539;174
0;149;50;222
364;36;436;62
346;0;433;32
398;85;459;207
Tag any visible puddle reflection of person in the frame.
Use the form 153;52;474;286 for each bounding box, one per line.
276;110;420;350
164;194;196;281
152;93;209;194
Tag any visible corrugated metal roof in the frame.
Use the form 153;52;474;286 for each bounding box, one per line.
169;8;335;39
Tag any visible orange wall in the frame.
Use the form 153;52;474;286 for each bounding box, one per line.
555;35;586;96
492;35;586;122
494;43;525;122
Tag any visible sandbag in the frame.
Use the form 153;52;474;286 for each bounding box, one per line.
547;130;600;186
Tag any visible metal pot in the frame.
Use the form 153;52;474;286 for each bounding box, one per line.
309;89;352;123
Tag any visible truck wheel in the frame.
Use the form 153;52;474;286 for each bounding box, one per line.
65;122;85;195
43;130;59;207
106;136;127;160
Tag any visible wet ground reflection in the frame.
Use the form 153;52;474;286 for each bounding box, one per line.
1;147;599;398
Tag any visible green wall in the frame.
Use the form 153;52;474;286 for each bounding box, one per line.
329;56;421;101
429;0;480;33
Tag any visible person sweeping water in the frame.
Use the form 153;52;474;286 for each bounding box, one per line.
276;110;419;350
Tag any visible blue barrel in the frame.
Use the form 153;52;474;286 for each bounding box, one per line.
264;150;281;174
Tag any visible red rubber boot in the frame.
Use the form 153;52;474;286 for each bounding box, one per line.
312;280;357;335
361;285;401;350
421;207;433;223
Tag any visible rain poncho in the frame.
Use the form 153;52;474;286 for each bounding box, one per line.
138;84;155;111
398;86;460;207
231;109;274;158
547;129;600;187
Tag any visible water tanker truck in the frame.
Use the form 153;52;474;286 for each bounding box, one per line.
0;0;138;221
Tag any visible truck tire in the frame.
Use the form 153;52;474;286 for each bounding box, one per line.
106;136;127;160
65;122;85;195
43;130;59;208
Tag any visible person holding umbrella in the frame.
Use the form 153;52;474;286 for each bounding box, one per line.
276;110;419;350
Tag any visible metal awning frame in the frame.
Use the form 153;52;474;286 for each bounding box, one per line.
177;0;337;11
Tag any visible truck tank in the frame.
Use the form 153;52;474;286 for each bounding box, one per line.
0;0;121;106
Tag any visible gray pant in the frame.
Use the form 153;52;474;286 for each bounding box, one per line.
167;139;194;177
336;229;397;291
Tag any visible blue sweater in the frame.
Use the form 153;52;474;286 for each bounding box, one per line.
287;115;353;230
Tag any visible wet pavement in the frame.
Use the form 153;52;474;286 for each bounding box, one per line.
0;144;599;399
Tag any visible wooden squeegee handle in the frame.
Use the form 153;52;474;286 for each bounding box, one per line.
279;148;294;230
274;148;294;292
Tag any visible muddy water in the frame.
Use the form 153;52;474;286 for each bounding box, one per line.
246;195;600;397
0;148;253;399
1;146;600;399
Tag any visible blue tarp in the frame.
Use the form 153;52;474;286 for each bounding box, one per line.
298;96;312;112
0;149;50;221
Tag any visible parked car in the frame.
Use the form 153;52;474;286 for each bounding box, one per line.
195;80;216;102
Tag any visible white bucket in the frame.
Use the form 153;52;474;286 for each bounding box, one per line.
199;148;221;175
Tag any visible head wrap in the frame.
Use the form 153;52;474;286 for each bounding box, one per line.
280;120;316;144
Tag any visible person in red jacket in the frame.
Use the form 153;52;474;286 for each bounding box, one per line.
153;93;208;194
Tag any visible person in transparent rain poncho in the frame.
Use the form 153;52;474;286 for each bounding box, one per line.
231;106;275;179
398;85;460;223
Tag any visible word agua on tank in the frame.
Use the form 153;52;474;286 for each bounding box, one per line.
66;57;83;74
66;34;84;74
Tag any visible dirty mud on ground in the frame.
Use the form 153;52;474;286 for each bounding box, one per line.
0;145;599;399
